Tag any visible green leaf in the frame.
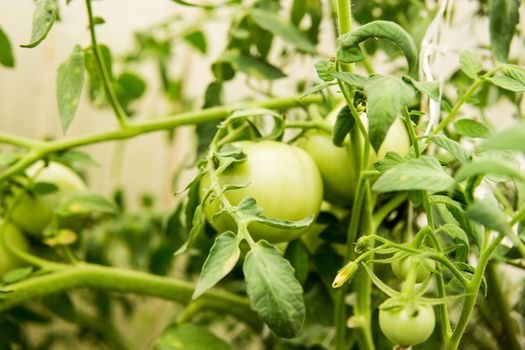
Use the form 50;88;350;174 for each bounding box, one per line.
183;30;207;54
55;192;117;218
299;81;336;99
226;52;285;80
0;27;15;68
454;119;491;138
467;196;510;234
486;75;525;92
284;239;309;285
331;71;370;89
175;203;205;256
336;46;365;63
243;240;305;338
56;45;85;133
402;76;440;101
250;9;315;53
332;105;354;147
193;232;241;299
373;152;406;173
314;59;335;81
459;51;483;79
455;157;525;183
436;224;469;247
154;323;232;350
21;0;58;48
480;123;525;153
373;156;454;193
84;45;113;106
428;135;471;163
488;0;519;62
364;75;415;152
235;197;313;230
33;181;59;195
337;20;418;73
2;267;33;284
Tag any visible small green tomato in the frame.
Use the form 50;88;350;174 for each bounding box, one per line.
379;301;435;346
0;219;29;276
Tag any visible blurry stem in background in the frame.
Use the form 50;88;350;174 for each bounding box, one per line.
0;263;261;332
85;0;130;129
0;94;323;182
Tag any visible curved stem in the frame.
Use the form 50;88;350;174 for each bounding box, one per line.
0;263;261;331
0;133;42;149
0;95;322;182
85;0;130;128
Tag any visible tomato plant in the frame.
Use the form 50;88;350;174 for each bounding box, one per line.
0;0;524;349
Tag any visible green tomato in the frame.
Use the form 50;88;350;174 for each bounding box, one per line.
379;301;435;346
200;141;323;243
0;219;29;276
391;252;435;283
10;161;87;236
297;104;410;205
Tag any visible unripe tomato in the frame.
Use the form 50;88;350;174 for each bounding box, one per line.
297;104;410;205
10;162;86;236
391;252;435;283
200;141;323;243
0;219;29;276
379;301;435;346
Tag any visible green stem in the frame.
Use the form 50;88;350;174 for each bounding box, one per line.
85;0;130;128
447;233;505;350
0;133;42;149
0;95;322;182
434;67;500;134
372;193;408;227
484;262;522;350
0;263;261;331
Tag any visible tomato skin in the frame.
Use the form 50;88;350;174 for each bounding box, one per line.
10;162;86;236
391;252;435;283
200;141;323;243
379;302;435;346
297;105;410;205
0;219;29;276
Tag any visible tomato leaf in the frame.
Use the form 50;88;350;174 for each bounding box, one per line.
300;81;336;99
364;75;415;153
175;203;205;256
2;267;33;284
0;27;15;68
488;0;519;62
154;323;232;350
373;152;406;173
250;9;316;53
314;59;336;81
243;240;305;338
331;71;369;89
193;231;241;299
337;20;418;73
454;119;491;139
332;105;354;147
480;123;525;153
485;75;525;92
373;156;454;193
428;135;471;163
284;239;309;285
235;197;313;230
21;0;58;48
402;76;440;101
455;157;525;183
466;196;510;235
56;45;85;133
183;30;208;54
459;51;483;79
55;192;117;218
225;51;285;80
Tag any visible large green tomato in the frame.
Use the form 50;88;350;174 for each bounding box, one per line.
200;141;323;243
10;161;87;236
297;104;410;205
379;301;435;346
0;219;29;276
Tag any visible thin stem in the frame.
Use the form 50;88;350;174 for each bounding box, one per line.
0;263;261;331
372;193;408;227
85;0;130;128
433;67;500;133
0;95;322;182
0;133;42;148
